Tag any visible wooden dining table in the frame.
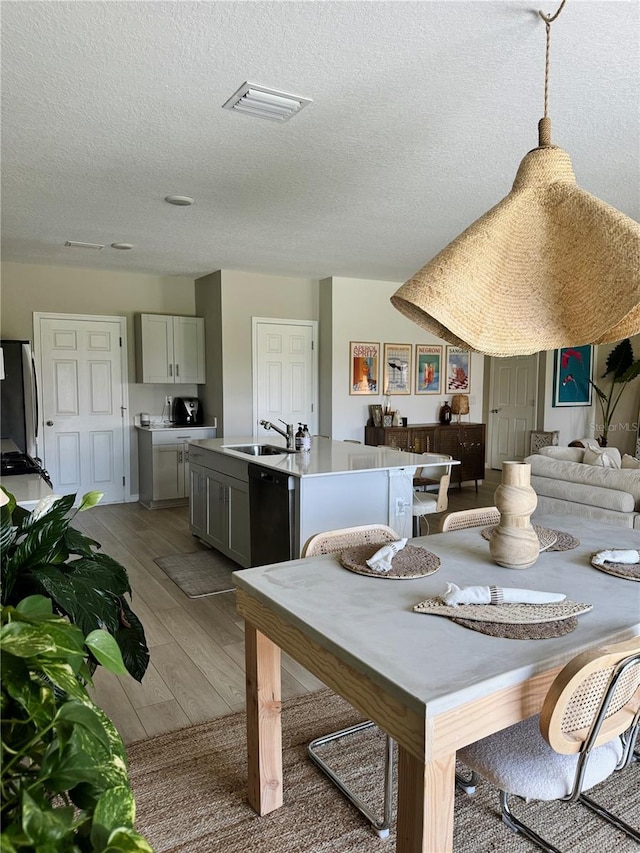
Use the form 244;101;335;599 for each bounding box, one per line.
233;514;640;852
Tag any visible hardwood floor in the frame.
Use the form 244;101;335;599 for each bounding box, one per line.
83;472;501;743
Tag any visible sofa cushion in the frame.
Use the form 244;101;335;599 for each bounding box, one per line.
583;446;622;469
530;476;635;513
525;454;640;510
538;446;585;463
622;454;640;470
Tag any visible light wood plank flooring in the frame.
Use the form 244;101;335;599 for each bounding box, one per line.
82;472;501;743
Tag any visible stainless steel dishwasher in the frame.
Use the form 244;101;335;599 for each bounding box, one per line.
248;463;295;566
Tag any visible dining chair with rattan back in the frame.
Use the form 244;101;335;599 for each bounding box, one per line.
441;506;500;532
458;636;640;851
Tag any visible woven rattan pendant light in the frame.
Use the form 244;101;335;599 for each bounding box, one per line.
391;1;640;357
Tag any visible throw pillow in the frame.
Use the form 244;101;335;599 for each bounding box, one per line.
583;446;622;469
621;454;640;470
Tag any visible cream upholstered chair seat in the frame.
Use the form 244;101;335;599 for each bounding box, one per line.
457;637;640;851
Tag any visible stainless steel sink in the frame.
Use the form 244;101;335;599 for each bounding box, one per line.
223;444;296;456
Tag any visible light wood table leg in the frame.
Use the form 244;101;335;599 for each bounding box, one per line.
244;622;283;815
396;744;456;853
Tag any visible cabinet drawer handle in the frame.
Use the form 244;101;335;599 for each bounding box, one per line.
176;363;180;377
169;364;173;377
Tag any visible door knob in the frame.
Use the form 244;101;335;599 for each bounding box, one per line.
490;408;500;414
46;420;54;426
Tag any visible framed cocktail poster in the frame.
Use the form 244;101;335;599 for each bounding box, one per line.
349;341;380;395
553;345;593;407
445;346;471;393
383;343;412;395
415;345;442;394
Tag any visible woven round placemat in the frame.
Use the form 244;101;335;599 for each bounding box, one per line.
590;554;640;582
450;616;578;639
412;598;592;624
339;544;440;579
544;529;580;551
480;524;558;551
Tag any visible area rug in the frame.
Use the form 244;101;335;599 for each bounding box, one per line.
127;690;640;853
153;550;239;597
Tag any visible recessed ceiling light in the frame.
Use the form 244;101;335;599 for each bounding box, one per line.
111;242;134;250
165;195;194;206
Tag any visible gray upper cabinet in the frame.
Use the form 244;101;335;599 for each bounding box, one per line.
135;313;205;384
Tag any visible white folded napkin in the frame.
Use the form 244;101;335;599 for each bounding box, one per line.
591;549;639;567
366;538;408;573
441;582;566;606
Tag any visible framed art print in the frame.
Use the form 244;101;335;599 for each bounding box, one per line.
415;345;442;394
383;343;411;395
553;345;593;407
349;341;380;395
445;346;471;393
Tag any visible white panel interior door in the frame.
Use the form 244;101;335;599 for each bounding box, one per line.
489;354;538;469
38;316;127;503
254;320;317;437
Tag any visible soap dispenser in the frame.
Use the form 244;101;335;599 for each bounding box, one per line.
302;424;311;452
295;424;304;451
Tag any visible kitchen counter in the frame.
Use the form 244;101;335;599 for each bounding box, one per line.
1;473;53;509
189;435;432;478
188;437;455;567
135;423;217;432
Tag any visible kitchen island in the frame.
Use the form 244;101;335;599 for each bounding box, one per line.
188;436;442;568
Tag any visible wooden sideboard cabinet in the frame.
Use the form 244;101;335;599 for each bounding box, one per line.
364;422;486;489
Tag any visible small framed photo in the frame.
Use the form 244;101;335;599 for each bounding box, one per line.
349;342;380;395
415;345;442;394
369;403;383;427
445;346;471;394
553;345;593;407
383;343;412;395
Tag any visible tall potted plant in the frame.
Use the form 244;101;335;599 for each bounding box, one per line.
590;338;640;447
1;595;153;852
1;488;149;681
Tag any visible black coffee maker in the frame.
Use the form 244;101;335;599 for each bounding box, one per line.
173;397;203;425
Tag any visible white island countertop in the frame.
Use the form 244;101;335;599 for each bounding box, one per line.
189;435;449;479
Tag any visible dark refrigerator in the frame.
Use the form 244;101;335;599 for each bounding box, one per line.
1;339;39;457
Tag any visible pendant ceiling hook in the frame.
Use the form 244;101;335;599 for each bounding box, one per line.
539;0;567;25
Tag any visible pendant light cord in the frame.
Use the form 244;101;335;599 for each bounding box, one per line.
537;0;567;147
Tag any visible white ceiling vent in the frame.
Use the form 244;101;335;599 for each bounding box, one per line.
64;240;104;250
222;82;311;122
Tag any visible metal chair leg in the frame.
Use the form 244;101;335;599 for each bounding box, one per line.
578;793;640;844
308;723;479;837
499;790;561;853
308;722;393;837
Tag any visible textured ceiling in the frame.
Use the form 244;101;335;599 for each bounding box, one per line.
1;1;638;281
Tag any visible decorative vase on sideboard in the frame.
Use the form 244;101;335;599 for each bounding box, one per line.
489;461;539;569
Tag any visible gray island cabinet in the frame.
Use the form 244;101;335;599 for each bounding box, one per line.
188;437;427;568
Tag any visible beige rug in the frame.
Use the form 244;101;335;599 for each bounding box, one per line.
153;550;239;597
127;690;640;853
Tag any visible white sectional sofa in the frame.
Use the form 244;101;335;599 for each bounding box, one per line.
525;446;640;530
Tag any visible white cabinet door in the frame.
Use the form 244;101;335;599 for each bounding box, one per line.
205;469;226;552
138;314;174;383
152;444;182;500
189;463;207;539
226;476;250;566
174;316;205;384
136;314;205;384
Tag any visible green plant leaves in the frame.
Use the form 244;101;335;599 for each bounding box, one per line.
78;491;105;512
603;337;634;380
2;600;152;852
85;630;127;675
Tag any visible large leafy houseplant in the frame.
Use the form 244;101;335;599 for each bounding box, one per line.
1;489;149;682
1;595;153;852
590;338;640;446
